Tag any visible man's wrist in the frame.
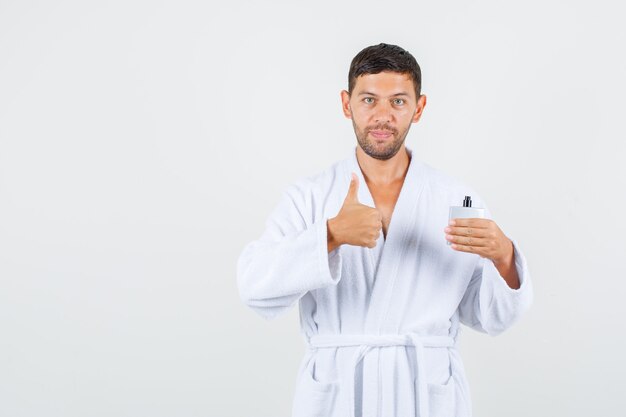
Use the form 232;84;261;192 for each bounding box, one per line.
492;238;514;268
327;217;342;253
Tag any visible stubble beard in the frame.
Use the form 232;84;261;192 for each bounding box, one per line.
352;119;412;161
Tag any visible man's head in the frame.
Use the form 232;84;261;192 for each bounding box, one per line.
341;43;427;161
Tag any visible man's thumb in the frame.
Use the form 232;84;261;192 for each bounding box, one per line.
345;172;360;203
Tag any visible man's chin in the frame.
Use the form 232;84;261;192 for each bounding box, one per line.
362;141;402;160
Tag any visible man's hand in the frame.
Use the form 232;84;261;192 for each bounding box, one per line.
327;172;382;252
443;218;512;263
444;218;520;289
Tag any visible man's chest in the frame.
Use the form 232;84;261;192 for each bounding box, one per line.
368;181;404;238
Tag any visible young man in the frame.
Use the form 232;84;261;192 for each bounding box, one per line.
236;43;533;417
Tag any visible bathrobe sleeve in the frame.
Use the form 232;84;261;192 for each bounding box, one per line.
457;205;534;336
236;181;343;320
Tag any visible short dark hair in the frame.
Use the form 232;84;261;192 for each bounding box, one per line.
348;43;421;100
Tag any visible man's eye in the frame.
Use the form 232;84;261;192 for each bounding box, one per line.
364;97;374;104
393;98;405;105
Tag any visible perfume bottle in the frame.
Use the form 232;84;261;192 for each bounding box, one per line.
447;196;485;245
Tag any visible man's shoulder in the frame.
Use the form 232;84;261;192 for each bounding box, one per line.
416;158;485;202
416;158;466;189
284;156;349;198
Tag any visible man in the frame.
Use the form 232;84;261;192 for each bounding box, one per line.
236;43;533;417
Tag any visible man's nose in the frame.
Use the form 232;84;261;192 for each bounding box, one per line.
373;101;393;123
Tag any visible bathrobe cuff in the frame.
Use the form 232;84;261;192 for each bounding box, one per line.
481;238;534;323
471;238;534;335
316;216;343;285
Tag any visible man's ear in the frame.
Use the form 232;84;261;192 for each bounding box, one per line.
340;90;352;119
412;94;427;123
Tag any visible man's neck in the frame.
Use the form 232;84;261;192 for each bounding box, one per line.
356;144;411;186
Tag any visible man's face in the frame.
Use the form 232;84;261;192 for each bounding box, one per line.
341;71;427;161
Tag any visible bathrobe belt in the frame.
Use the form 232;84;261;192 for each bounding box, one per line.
308;333;456;417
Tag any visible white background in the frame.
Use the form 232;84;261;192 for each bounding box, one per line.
1;0;624;416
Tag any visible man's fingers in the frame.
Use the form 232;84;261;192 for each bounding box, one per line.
447;235;489;247
449;218;491;228
344;172;360;203
444;226;491;238
450;243;487;256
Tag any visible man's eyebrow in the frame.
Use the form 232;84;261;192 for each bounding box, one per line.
357;91;411;97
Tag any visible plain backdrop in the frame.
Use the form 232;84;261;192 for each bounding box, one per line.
1;0;624;416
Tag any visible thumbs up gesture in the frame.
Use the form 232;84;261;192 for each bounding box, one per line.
327;172;383;252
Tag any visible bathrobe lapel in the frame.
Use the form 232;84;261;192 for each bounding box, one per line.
347;145;428;334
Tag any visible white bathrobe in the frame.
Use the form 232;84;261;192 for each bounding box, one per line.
236;145;533;417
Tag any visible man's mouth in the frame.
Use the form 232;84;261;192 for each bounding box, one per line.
369;130;394;139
